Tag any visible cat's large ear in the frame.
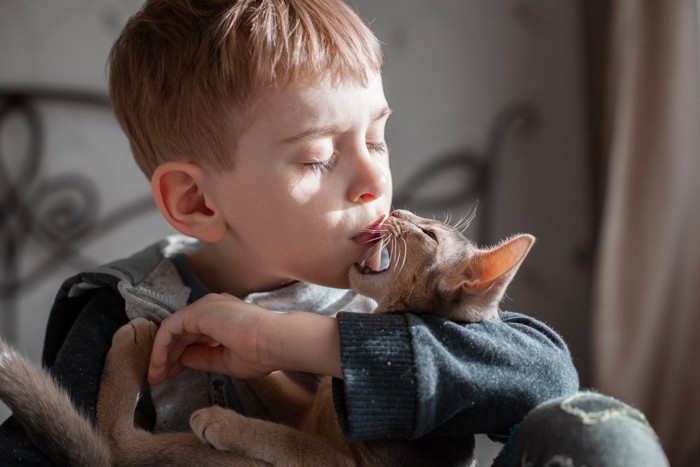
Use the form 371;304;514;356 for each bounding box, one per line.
463;234;535;292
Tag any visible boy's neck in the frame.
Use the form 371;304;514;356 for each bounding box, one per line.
186;243;295;298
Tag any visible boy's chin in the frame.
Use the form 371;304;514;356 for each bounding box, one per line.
316;276;352;290
302;270;352;290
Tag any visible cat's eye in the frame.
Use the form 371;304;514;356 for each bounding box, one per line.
421;228;438;241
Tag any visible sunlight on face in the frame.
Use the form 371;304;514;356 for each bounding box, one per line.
204;74;393;291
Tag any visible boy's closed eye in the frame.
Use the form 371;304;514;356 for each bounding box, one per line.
301;141;388;175
304;154;338;174
368;142;387;154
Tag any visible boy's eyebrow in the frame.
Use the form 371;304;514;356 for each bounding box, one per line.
373;106;393;122
280;106;393;144
373;106;393;120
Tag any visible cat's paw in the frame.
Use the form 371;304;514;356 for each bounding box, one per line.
110;318;158;365
191;406;245;451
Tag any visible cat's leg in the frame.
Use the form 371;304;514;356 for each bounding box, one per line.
97;318;158;442
248;374;349;448
246;372;318;426
191;405;356;467
97;319;270;467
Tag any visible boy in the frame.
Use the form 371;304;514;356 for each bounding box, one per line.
1;0;667;465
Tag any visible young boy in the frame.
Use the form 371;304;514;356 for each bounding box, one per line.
0;0;668;465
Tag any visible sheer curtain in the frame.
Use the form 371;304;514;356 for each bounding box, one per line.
593;1;700;464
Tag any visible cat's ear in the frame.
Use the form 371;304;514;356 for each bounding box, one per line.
463;234;535;292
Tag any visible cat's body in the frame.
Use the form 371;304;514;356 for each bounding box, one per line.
0;209;533;466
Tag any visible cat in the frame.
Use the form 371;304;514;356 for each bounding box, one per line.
0;319;265;466
0;209;534;466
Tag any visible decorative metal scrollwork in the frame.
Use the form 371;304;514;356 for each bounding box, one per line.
0;89;156;343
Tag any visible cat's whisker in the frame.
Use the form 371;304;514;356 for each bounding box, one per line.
389;236;399;269
452;214;469;232
391;236;401;271
391;235;407;275
359;232;390;246
443;210;453;226
380;237;391;254
379;234;393;253
397;237;408;275
456;215;471;232
365;237;390;265
454;201;479;234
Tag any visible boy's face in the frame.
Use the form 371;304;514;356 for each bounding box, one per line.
204;73;393;291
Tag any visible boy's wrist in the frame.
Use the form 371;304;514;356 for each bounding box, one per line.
264;311;342;378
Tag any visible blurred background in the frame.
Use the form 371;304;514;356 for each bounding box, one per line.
0;1;698;464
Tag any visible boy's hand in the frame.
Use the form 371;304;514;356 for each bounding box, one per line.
147;294;273;383
147;293;342;384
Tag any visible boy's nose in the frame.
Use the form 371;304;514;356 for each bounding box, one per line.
349;152;388;203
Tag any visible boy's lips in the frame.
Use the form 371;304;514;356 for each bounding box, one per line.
351;215;386;246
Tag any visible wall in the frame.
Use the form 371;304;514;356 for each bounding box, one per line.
0;0;591;459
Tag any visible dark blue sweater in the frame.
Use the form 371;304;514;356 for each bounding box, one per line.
0;264;578;465
333;311;578;442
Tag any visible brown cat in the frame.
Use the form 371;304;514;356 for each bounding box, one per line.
0;322;265;466
0;209;533;466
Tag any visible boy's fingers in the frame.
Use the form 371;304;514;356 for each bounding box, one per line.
150;308;203;363
149;343;193;383
165;360;185;380
147;319;189;383
180;345;230;375
148;330;221;383
147;293;251;382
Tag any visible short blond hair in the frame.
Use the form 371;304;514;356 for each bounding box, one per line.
108;0;383;177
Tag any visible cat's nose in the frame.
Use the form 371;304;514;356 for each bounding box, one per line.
390;209;411;218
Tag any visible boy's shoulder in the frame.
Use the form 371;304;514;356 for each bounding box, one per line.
76;234;200;292
57;235;201;323
43;235;200;367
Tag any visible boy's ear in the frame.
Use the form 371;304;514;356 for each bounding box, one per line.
151;161;226;242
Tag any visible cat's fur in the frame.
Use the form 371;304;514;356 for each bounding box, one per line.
0;209;533;466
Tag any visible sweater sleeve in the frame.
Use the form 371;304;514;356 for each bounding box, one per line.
332;310;579;441
0;288;128;465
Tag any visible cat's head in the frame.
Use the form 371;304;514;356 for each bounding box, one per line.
349;209;534;322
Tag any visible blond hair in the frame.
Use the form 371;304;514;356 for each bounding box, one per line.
108;0;383;177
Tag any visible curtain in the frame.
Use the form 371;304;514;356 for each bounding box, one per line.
594;0;700;464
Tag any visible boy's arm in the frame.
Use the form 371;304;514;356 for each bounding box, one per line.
0;288;128;464
148;294;344;382
149;294;578;441
332;310;579;441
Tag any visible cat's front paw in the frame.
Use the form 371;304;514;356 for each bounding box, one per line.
98;319;159;441
191;406;245;452
108;318;158;375
112;318;158;355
